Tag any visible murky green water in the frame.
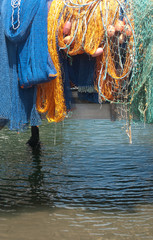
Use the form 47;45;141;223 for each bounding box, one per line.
0;119;153;239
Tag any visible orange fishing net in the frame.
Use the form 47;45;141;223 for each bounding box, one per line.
37;0;135;122
55;0;134;102
36;0;66;123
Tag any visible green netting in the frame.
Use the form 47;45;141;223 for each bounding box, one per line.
129;0;153;123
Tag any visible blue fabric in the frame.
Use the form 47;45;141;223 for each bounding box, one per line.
0;0;55;130
59;53;72;110
2;0;57;88
68;54;96;91
0;34;41;130
66;53;98;103
0;5;11;121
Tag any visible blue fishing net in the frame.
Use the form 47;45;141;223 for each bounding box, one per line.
0;0;55;131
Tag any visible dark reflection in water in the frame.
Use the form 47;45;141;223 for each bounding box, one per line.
0;119;153;213
28;145;45;205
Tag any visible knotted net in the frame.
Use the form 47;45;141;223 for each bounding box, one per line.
129;0;153;123
45;0;153;125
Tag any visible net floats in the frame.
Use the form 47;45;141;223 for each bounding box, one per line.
107;25;115;37
114;20;125;32
63;35;73;45
107;19;132;40
123;25;132;37
63;21;72;36
91;47;104;57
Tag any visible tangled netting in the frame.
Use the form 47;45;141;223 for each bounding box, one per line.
129;0;153;123
58;0;135;103
38;0;152;124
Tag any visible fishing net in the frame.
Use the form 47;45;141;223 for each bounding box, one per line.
0;0;152;132
44;0;153;125
36;0;67;123
129;0;153;123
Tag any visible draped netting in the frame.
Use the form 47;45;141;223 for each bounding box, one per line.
129;0;153;123
42;0;153;125
36;0;67;123
0;0;46;130
1;0;152;130
48;0;135;105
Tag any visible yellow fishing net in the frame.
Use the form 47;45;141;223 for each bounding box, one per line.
44;0;135;105
35;0;138;125
36;0;66;123
35;0;152;144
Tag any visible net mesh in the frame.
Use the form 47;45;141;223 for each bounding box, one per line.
0;0;152;131
44;0;153;123
129;0;153;123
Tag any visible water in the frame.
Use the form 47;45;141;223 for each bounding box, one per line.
0;119;153;240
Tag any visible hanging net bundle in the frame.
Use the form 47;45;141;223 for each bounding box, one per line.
45;0;136;107
43;0;153;124
36;0;67;123
129;0;153;123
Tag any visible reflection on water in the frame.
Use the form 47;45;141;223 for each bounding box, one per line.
0;119;153;239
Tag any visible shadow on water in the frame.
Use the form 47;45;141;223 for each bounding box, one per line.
28;145;46;206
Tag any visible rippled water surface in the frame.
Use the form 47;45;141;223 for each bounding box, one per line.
0;119;153;240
